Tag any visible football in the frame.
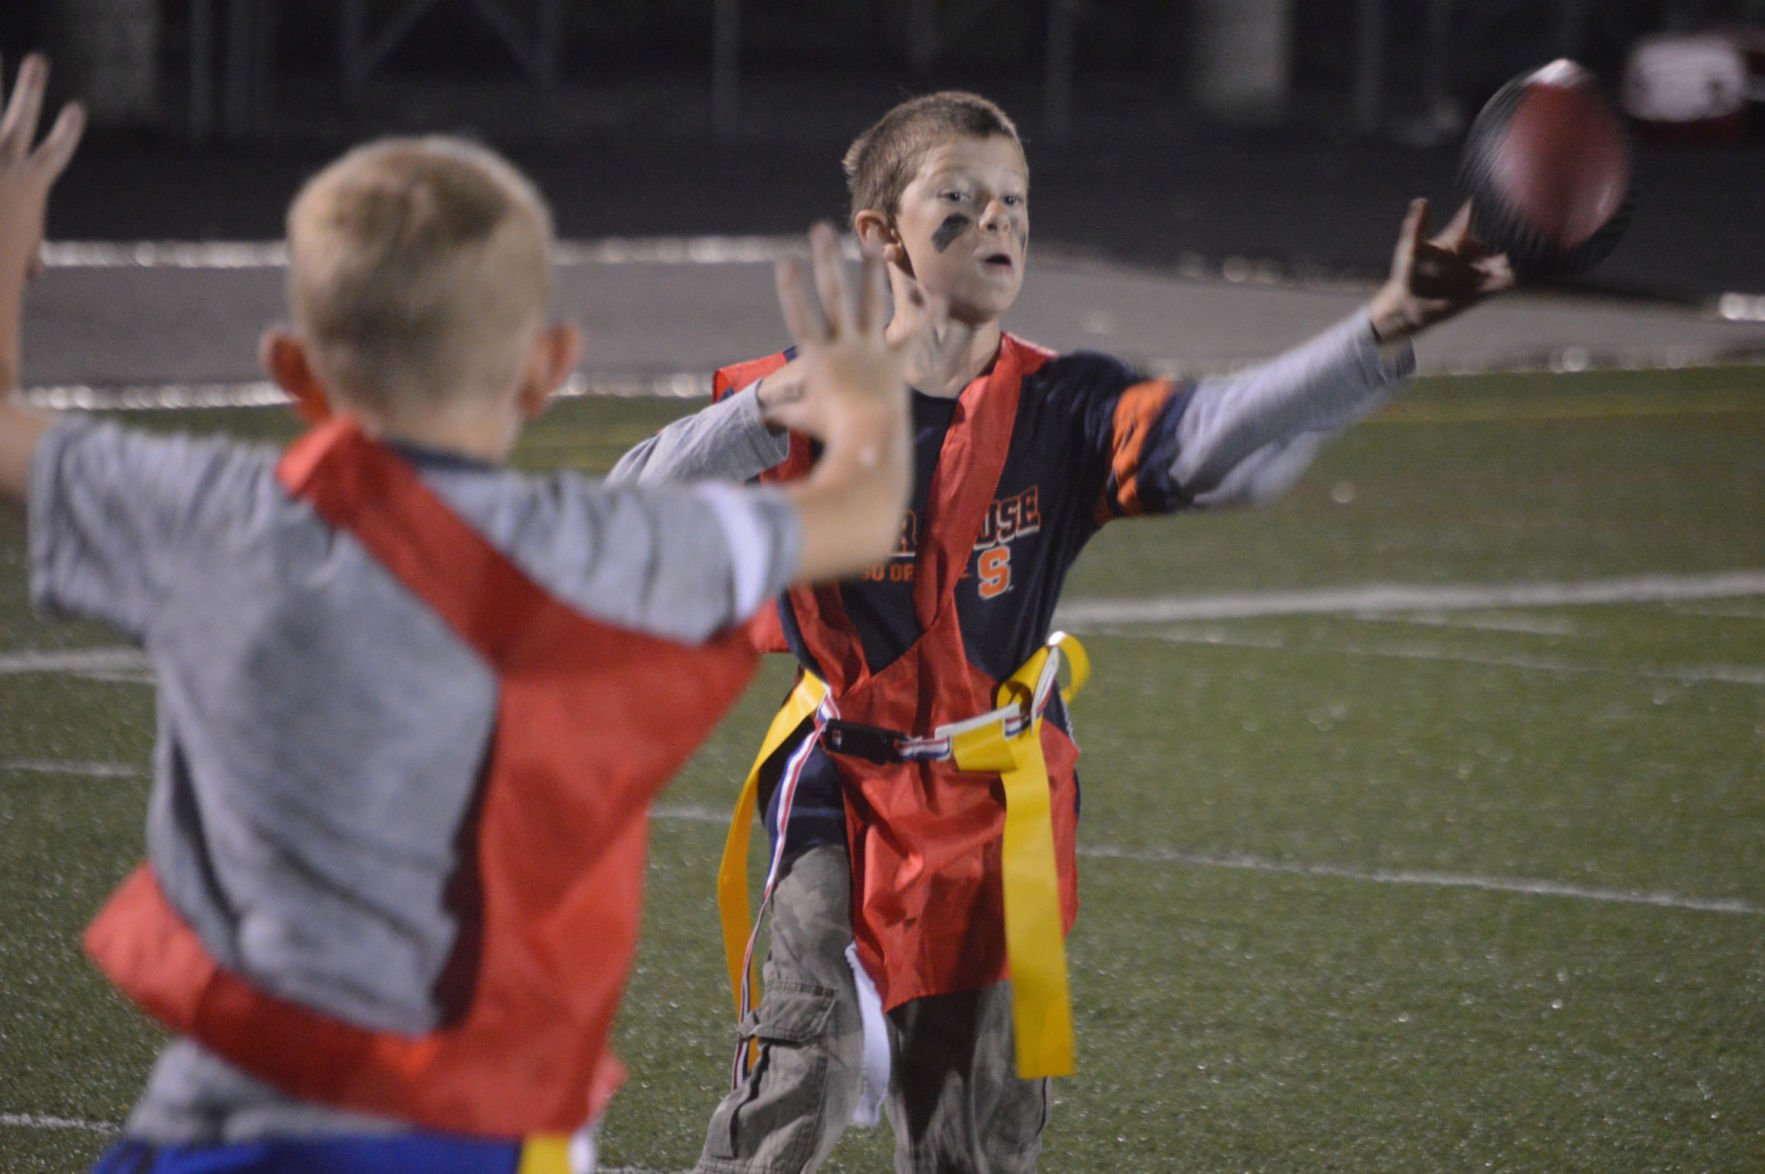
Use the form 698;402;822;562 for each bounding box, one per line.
1458;59;1633;281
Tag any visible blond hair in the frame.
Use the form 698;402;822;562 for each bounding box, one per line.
286;136;553;412
842;91;1021;220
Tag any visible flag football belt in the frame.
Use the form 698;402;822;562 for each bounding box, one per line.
716;631;1091;1097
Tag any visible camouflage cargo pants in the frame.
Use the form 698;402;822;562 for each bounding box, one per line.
695;842;1049;1174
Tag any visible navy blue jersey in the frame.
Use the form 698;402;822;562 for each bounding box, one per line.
768;348;1194;849
784;349;1191;682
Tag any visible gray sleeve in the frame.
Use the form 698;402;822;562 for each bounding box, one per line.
1174;311;1415;507
606;382;791;487
29;417;256;637
515;473;801;645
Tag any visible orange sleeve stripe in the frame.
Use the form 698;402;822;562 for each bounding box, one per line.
712;353;792;402
1104;379;1176;520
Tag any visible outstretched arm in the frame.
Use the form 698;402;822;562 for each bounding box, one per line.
606;380;791;486
0;54;85;504
1168;199;1512;506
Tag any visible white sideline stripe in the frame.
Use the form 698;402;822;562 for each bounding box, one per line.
0;647;150;675
1079;844;1763;915
1;759;143;779
0;1112;118;1133
1055;570;1765;626
22;370;710;410
32;236;1203;272
40;236;805;270
38;238;1765;313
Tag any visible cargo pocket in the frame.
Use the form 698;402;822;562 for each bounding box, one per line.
705;980;838;1171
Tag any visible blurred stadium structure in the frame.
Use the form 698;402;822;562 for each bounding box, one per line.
4;0;1762;144
5;2;1762;310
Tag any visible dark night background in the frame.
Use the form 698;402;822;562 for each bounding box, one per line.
4;1;1762;300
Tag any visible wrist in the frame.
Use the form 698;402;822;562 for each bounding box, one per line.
1366;288;1406;342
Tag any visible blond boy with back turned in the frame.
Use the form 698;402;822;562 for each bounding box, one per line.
0;54;933;1174
612;91;1512;1172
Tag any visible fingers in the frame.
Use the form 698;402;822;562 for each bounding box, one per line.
1474;253;1516;294
35;102;86;181
0;54;47;162
0;54;82;179
855;233;888;336
1396;198;1430;266
774;254;826;347
1435;199;1475;249
808;222;852;338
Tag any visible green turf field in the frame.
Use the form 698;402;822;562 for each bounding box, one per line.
2;366;1762;1172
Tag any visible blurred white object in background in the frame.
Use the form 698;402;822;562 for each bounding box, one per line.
1622;33;1748;143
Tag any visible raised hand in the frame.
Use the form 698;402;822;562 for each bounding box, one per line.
759;234;948;434
771;224;928;583
769;224;939;442
1368;199;1514;342
0;54;85;288
2;55;84;501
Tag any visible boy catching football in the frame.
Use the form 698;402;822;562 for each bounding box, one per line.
612;90;1512;1173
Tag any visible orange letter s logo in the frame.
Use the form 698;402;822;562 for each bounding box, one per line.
977;546;1012;600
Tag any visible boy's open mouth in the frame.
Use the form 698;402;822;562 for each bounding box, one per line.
984;252;1013;267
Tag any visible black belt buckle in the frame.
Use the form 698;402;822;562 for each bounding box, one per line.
823;719;908;764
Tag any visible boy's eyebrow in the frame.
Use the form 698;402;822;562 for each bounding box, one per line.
921;166;1029;190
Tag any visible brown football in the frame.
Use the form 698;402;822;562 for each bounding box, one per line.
1459;60;1633;281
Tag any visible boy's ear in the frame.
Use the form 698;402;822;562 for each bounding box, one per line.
853;211;906;269
516;323;582;420
260;329;332;425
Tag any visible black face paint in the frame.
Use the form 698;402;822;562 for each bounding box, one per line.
932;214;970;253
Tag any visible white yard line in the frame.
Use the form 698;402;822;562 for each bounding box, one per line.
0;647;150;676
1351;611;1582;636
649;804;735;825
649;808;1761;917
1076;843;1762;916
0;1112;118;1133
0;759;143;779
1136;628;1765;687
1666;602;1765;621
1054;570;1765;626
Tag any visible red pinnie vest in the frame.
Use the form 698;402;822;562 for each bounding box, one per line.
715;337;1081;1009
84;420;760;1135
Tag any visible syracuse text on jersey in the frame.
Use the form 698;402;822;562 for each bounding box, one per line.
857;485;1043;599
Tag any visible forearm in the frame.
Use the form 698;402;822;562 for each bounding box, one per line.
606;383;790;486
0;260;55;504
1172;310;1414;502
0;392;55;504
0;271;20;394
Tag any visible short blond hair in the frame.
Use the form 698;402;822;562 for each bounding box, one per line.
843;92;1021;221
286;136;553;412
